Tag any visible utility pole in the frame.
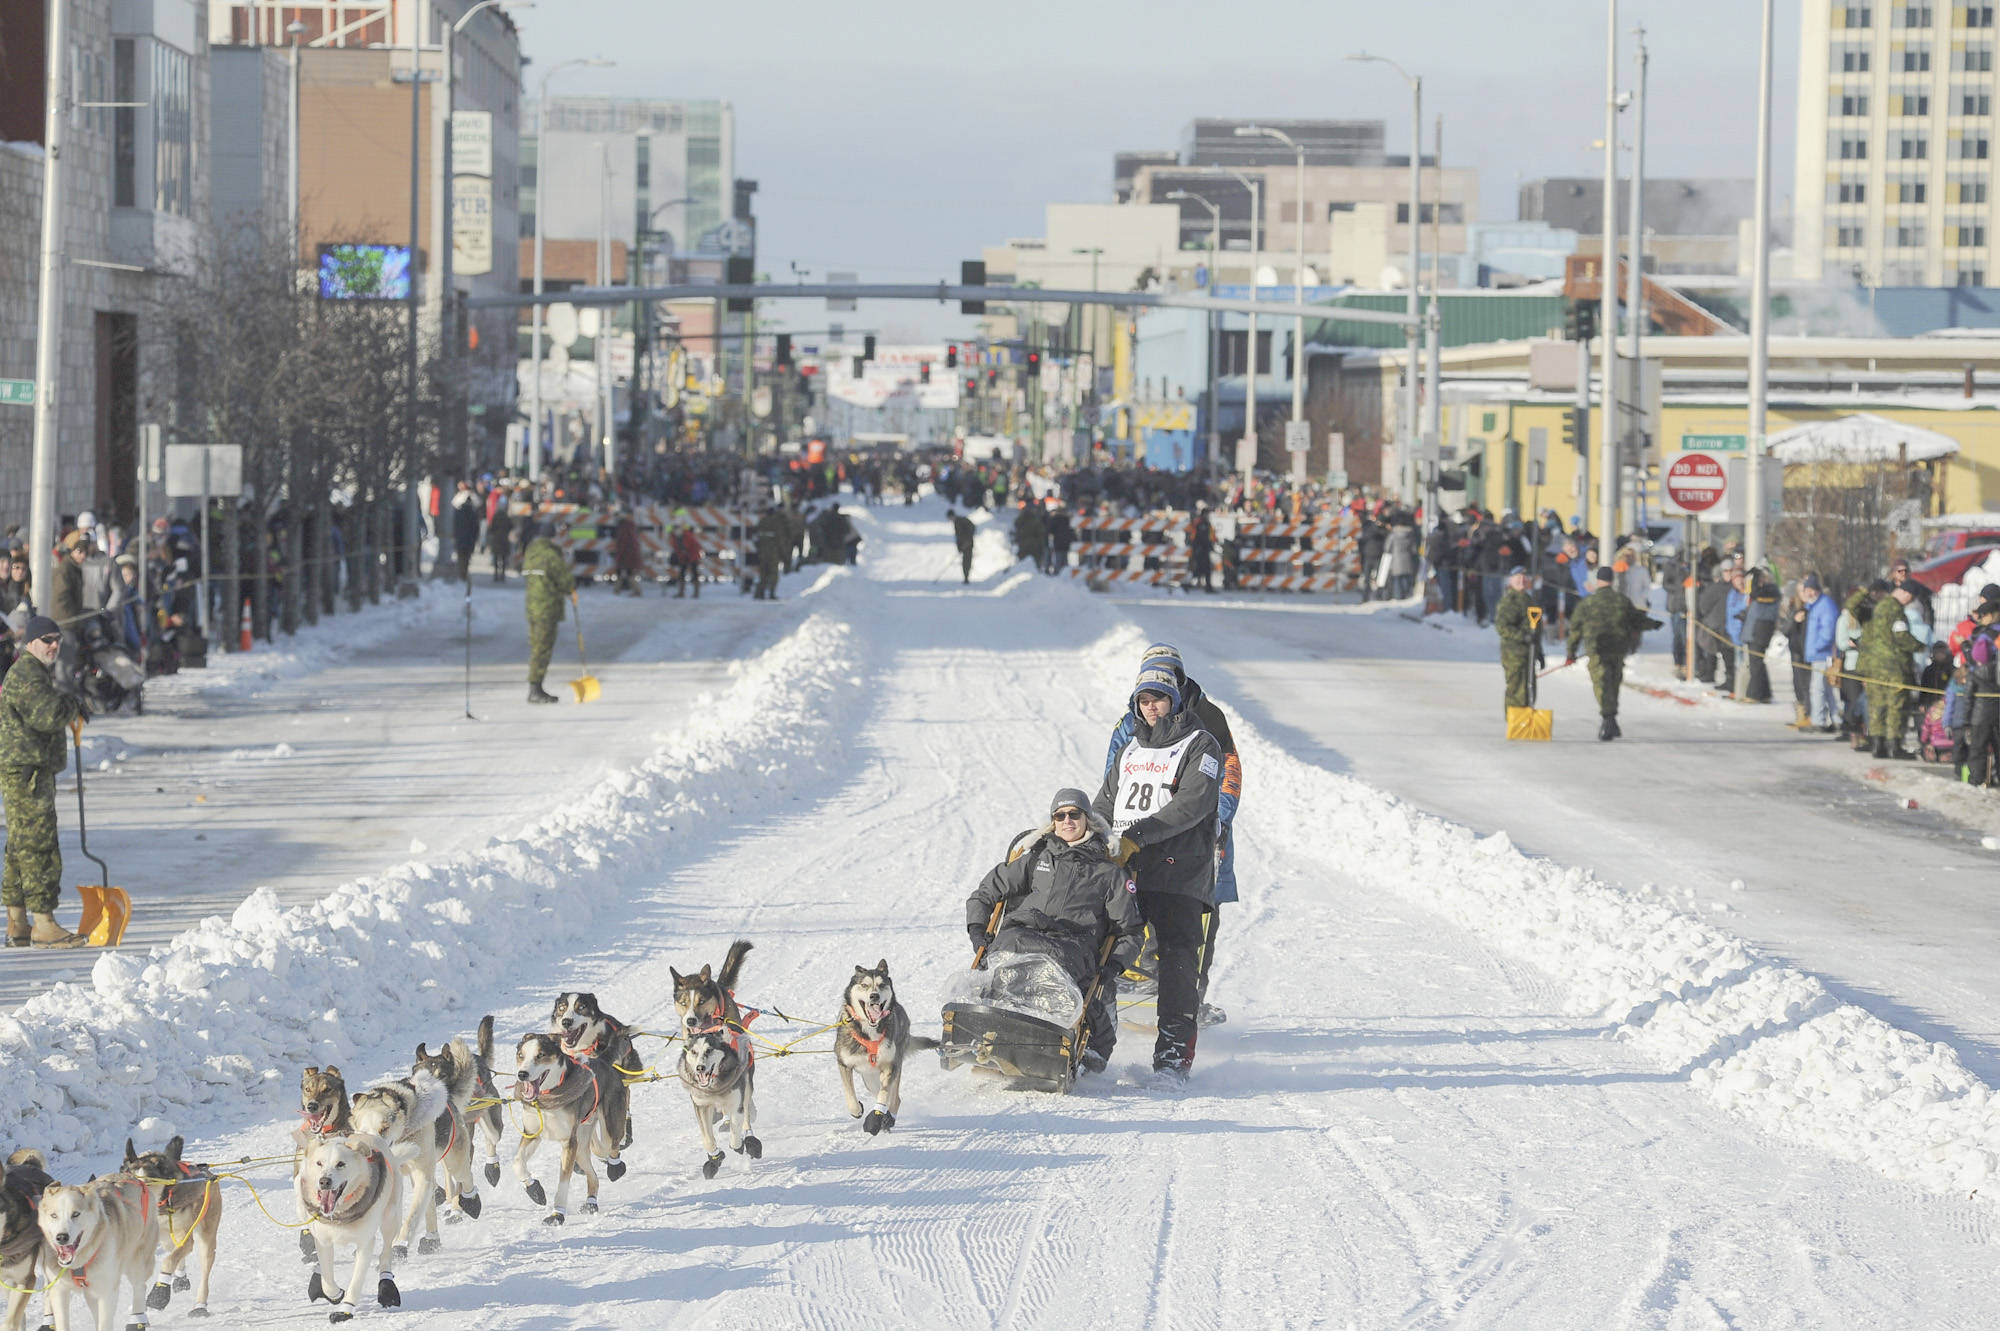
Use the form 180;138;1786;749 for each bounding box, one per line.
1598;0;1621;546
1624;26;1649;536
1422;115;1443;513
28;0;72;609
1746;0;1776;568
596;140;611;475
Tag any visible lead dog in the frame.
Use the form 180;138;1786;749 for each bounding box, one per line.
412;1032;490;1221
835;960;936;1136
679;1027;760;1178
512;1033;630;1224
296;1133;415;1324
122;1135;222;1319
671;940;753;1036
2;1149;53;1331
293;1065;354;1263
547;994;637;1149
348;1068;455;1258
38;1173;159;1331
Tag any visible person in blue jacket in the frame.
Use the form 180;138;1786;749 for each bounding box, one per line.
1722;568;1749;695
1801;574;1840;730
1104;642;1239;1027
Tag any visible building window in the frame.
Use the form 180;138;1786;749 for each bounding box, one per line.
1838;44;1874;70
1904;44;1934;68
1897;91;1932;114
1393;202;1464;225
112;39;135;208
1899;177;1929;200
1836;224;1868;247
1958;223;1988;244
1837;91;1872;115
151;41;191;217
1955;42;1996;67
1894;3;1934;23
1962;90;1994;114
1899;133;1931;156
1958;267;1988;283
1896;223;1928;245
1961;178;1991;200
1966;5;1996;26
1952;133;1993;155
1836;132;1871;159
1844;4;1875;22
1832;178;1870;202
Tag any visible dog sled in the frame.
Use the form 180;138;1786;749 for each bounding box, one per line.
938;906;1115;1094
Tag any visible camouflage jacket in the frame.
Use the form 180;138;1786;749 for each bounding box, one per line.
1858;595;1920;682
1566;585;1634;660
0;652;78;773
1494;588;1538;651
522;538;573;622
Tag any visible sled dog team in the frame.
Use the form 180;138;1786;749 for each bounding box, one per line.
0;939;933;1328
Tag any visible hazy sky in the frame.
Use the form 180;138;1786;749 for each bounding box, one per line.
512;0;1801;341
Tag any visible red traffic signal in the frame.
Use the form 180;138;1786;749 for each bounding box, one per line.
946;344;958;368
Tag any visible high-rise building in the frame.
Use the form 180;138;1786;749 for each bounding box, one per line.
1795;2;2000;286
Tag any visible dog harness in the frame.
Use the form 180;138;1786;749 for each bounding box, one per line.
312;1154;387;1227
845;1003;888;1067
63;1181;152;1289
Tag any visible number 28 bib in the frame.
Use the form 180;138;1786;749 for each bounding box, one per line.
1111;733;1200;835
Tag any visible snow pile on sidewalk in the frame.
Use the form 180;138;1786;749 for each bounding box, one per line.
1071;598;2000;1205
0;582;864;1160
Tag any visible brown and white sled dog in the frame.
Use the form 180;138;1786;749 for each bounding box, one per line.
547;994;637;1149
348;1068;457;1258
671;940;753;1036
412;1030;491;1221
679;1027;760;1178
121;1135;222;1320
2;1149;53;1331
512;1033;630;1224
296;1132;416;1324
463;1015;508;1184
836;960;936;1136
37;1173;159;1331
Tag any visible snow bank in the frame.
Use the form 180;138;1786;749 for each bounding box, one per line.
1071;604;2000;1205
1;581;864;1160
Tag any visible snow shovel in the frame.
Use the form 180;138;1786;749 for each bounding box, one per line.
1506;607;1554;742
566;590;600;703
68;718;129;946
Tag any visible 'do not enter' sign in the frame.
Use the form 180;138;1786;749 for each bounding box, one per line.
1664;453;1727;513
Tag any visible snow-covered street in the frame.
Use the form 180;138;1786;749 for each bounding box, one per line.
7;501;2000;1327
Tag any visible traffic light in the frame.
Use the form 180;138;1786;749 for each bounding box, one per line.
1562;407;1586;454
964;376;977;396
863;334;877;362
1563;301;1597;342
726;256;753;312
1025;350;1040;374
960;261;986;314
920;362;931;384
774;333;792;365
946;344;958;369
986;367;998;385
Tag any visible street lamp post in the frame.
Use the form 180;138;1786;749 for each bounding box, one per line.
527;56;614;484
1200;168;1262;477
1348;53;1422;503
1166;190;1223;471
1238;126;1308;480
1746;0;1776;568
1072;247;1103;449
1599;0;1622;544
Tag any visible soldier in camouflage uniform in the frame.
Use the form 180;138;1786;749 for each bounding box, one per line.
1493;566;1541;711
1;615;85;947
521;522;574;705
753;506;786;600
1859;579;1922;759
1565;566;1637;741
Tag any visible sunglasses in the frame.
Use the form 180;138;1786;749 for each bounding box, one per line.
35;634;59;646
1052;809;1085;823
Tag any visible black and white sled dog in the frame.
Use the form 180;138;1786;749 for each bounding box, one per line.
348;1067;463;1258
38;1172;161;1331
511;1033;630;1225
123;1135;223;1319
296;1132;418;1324
547;993;637;1149
2;1148;53;1331
836;960;937;1136
679;1025;760;1179
412;1026;496;1222
671;940;753;1036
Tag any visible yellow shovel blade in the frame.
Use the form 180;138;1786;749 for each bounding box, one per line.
75;885;104;940
102;888;131;946
1506;707;1553;741
569;674;601;704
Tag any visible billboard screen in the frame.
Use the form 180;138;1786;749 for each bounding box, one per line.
317;243;413;300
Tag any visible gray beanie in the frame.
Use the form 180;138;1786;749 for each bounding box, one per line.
1049;787;1092;817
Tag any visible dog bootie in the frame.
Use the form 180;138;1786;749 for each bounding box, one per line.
605;1159;626;1182
580;1198;599;1215
417;1236;442;1255
702;1151;725;1179
173;1274;190;1293
863;1110;894;1135
483;1161;501;1187
299;1229;317;1264
543;1210;565;1227
523;1179;546;1207
457;1191;482;1220
742;1135;763;1159
376;1276;400;1309
148;1281;173;1311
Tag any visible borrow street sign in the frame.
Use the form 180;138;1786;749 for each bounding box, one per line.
0;379;34;406
1679;433;1746;452
1663;452;1727;514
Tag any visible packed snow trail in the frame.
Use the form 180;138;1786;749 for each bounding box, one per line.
13;502;1991;1327
1115;592;2000;1083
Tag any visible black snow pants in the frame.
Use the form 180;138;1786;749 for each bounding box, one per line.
1138;892;1206;1072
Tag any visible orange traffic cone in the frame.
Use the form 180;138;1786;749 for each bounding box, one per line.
239;598;252;652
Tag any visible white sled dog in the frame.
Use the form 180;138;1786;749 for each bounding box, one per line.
348;1068;456;1258
679;1026;760;1178
296;1133;417;1324
512;1033;630;1224
835;959;936;1135
37;1173;160;1331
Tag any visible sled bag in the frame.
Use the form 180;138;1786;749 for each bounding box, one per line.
1506;706;1553;741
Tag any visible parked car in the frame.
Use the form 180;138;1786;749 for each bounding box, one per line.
1910;543;2000;593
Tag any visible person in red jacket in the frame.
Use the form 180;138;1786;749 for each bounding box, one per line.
670;523;702;599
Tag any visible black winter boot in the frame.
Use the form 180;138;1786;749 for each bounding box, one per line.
1872;736;1890;759
1598;717;1616;741
527;684;559;705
